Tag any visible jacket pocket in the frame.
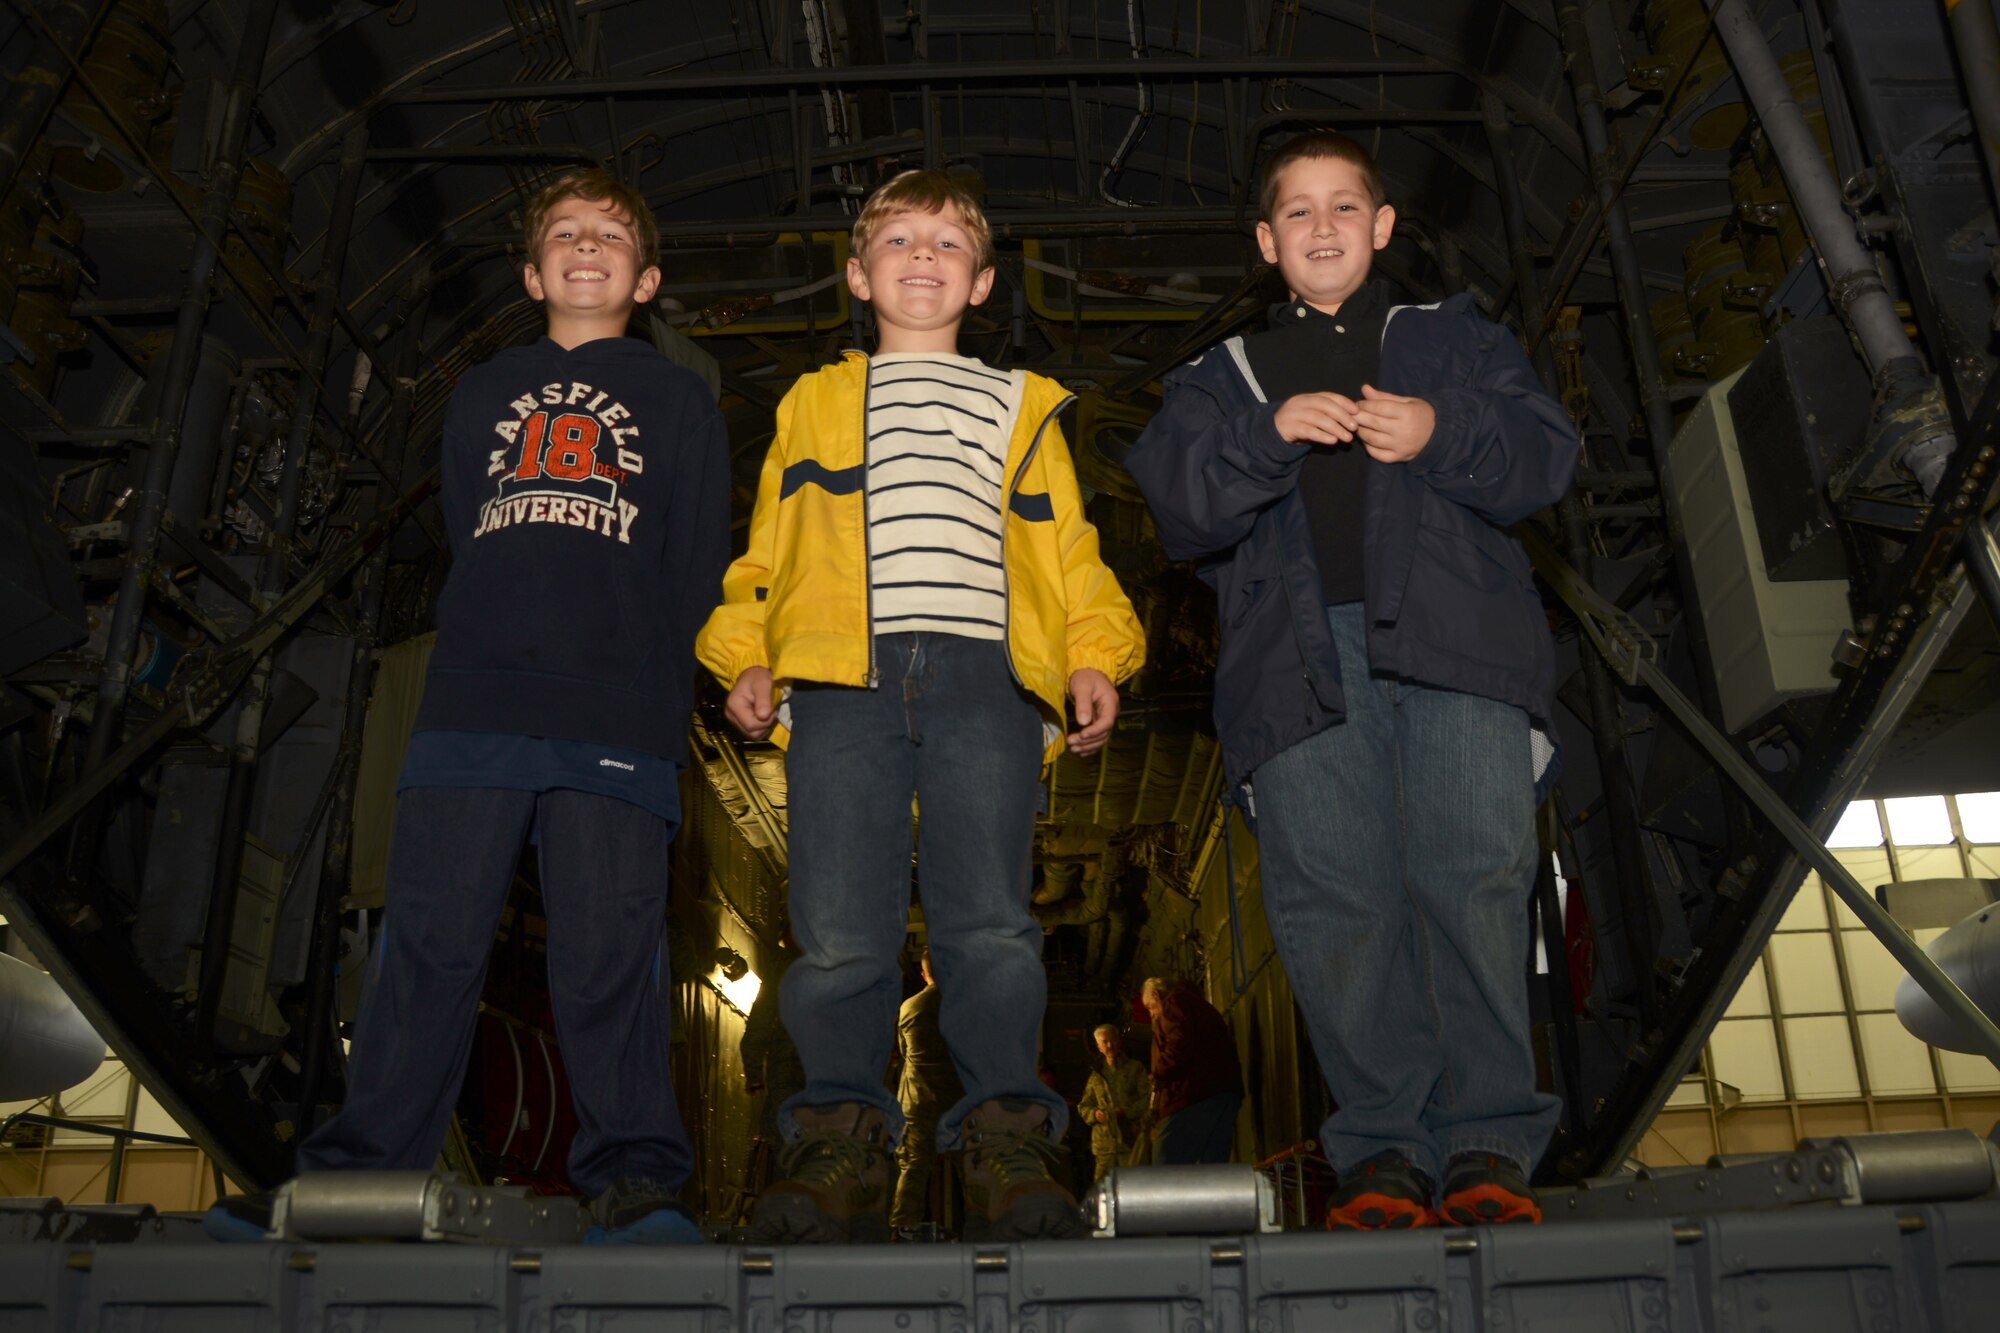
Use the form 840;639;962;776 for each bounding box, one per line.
1224;577;1276;629
1402;499;1538;670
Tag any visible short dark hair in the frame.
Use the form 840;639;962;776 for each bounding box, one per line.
1259;130;1389;220
522;168;660;272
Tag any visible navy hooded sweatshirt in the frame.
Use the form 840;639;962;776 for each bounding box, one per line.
413;335;730;764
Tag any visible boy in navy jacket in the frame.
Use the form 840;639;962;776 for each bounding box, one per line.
1126;132;1575;1229
289;170;729;1243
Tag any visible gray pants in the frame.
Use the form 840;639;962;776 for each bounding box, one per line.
890;1098;943;1230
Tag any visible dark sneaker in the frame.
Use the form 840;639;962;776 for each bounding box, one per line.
1439;1152;1541;1225
747;1103;892;1244
585;1176;705;1245
959;1099;1086;1243
1325;1152;1439;1231
201;1193;275;1243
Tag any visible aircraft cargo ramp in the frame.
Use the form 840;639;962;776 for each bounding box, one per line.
1;1203;1996;1332
5;1139;2000;1331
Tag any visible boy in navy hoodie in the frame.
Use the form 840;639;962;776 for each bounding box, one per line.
289;170;729;1243
1127;132;1574;1230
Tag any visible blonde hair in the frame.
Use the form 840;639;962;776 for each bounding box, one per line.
1259;130;1389;219
522;168;661;272
851;168;995;273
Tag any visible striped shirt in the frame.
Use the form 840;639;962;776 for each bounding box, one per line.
865;353;1015;638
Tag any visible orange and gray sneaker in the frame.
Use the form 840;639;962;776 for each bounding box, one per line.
1324;1152;1440;1231
1439;1152;1541;1225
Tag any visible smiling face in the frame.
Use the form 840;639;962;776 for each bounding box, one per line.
522;194;662;329
1255;155;1395;314
846;201;996;353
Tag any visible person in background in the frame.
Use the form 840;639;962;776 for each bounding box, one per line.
890;948;967;1232
1077;1023;1151;1182
1140;977;1243;1166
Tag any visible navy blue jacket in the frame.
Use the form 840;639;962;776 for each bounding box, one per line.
1125;294;1578;786
416;335;730;762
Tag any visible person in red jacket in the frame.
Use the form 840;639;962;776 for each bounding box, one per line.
1140;977;1244;1164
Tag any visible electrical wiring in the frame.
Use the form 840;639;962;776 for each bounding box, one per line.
1099;0;1154;207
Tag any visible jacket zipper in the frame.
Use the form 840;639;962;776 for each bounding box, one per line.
859;356;879;686
998;389;1075;689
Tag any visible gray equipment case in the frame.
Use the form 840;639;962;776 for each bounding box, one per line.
3;1199;1997;1331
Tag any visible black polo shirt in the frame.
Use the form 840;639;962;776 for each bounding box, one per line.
1240;281;1387;606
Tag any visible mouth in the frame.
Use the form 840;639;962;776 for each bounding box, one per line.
900;276;944;288
1305;248;1345;261
565;267;609;282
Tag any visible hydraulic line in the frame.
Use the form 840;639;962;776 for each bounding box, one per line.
1709;0;1957;496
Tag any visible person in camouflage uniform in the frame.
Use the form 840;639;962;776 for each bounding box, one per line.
1077;1024;1151;1182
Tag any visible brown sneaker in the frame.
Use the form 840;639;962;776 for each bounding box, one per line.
959;1099;1086;1242
746;1103;892;1244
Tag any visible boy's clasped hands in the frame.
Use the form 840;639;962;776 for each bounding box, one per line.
1274;383;1435;463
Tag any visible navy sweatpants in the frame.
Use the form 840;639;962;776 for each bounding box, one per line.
295;786;693;1198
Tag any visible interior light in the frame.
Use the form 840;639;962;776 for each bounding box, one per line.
708;966;762;1014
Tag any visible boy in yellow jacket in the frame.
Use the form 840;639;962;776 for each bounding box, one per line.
698;170;1143;1243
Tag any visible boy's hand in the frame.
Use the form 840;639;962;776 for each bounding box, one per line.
724;666;777;740
1067;668;1119;756
1273;392;1360;446
1354;384;1436;462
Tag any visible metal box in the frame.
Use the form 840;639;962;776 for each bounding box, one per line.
1726;316;1869;582
1666;369;1852;732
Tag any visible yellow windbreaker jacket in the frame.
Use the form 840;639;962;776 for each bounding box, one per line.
696;351;1145;762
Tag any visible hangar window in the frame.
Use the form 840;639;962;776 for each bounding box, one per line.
1646;793;2000;1167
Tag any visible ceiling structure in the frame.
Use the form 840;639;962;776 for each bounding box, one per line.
2;0;1996;1193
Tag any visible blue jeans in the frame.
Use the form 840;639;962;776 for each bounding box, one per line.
780;632;1067;1149
297;787;693;1198
1251;604;1560;1181
1153;1090;1241;1165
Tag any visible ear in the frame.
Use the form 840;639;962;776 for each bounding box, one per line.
1372;204;1396;251
968;265;997;307
634;265;662;304
845;254;871;303
523;263;546;302
1255;220;1279;266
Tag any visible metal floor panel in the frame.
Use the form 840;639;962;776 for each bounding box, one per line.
4;1201;1999;1332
